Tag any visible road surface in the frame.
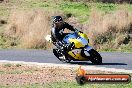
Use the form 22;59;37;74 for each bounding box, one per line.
0;49;132;70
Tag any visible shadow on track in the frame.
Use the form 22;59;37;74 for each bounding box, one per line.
69;61;127;65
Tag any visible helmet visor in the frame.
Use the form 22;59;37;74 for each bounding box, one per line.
53;18;63;23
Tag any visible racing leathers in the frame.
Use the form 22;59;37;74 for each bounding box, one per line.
51;22;78;51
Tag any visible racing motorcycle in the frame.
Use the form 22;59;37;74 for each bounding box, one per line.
45;31;102;65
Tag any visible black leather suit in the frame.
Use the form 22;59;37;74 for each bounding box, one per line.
51;22;77;50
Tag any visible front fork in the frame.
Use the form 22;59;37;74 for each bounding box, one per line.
83;45;93;57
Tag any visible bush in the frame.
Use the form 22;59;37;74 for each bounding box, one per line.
4;9;63;49
83;9;132;50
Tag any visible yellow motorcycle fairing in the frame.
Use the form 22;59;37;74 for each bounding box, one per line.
68;50;87;60
67;32;89;61
68;32;89;48
69;39;85;48
78;32;88;40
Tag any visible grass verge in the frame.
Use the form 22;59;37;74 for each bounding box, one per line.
0;0;132;52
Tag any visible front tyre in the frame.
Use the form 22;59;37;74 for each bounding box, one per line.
88;49;102;65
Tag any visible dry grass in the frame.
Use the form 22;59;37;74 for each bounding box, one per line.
3;6;132;51
61;0;132;4
4;9;63;49
83;8;132;50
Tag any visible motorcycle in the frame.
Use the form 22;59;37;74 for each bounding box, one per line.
45;31;102;65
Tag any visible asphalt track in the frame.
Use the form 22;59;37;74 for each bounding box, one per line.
0;49;132;70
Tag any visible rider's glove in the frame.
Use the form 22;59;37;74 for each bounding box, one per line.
70;42;75;50
64;42;75;51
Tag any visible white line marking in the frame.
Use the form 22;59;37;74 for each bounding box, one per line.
0;60;132;73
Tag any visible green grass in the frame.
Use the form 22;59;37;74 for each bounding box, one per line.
59;2;90;16
45;81;132;88
98;46;132;53
98;41;132;53
0;1;128;23
0;0;130;22
0;0;131;23
4;67;38;74
15;64;22;67
0;63;132;87
0;35;9;49
0;63;39;74
46;73;132;88
23;1;51;8
0;84;46;88
0;70;34;75
127;4;132;11
118;42;132;52
0;70;36;74
0;0;132;52
0;7;9;18
96;3;117;13
59;2;90;22
0;81;131;88
0;70;5;74
7;70;23;74
4;63;12;67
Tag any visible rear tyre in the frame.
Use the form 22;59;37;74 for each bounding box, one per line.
88;49;102;65
53;49;60;58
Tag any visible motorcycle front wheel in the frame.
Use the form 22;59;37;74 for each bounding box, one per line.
88;49;102;65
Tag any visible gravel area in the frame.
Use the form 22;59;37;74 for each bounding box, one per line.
0;63;115;86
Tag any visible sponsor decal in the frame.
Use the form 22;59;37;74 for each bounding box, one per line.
76;66;131;85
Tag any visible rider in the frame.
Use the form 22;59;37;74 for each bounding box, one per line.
51;16;81;53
